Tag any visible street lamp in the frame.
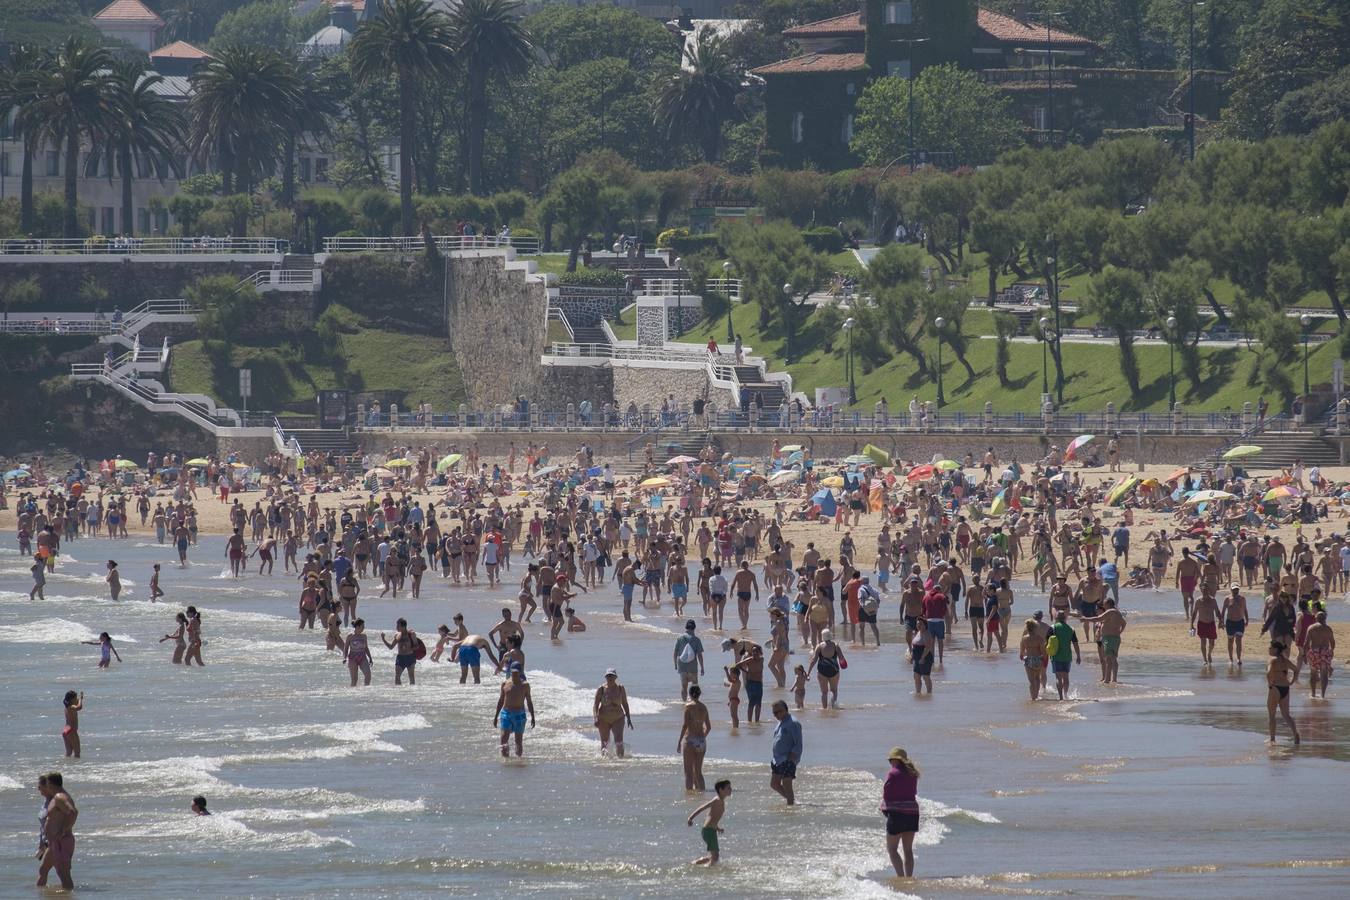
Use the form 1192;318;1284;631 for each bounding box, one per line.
1046;248;1062;404
934;315;946;407
722;260;735;341
1301;313;1313;397
672;257;683;338
1166;314;1178;410
1188;1;1205;162
782;282;793;356
843;316;857;405
1039;316;1051;395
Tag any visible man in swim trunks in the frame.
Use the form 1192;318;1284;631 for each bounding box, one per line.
1191;588;1222;666
380;618;419;686
226;528;247;577
452;634;500;684
40;772;77;889
1175;547;1201;619
493;665;534;757
677;685;712;791
1304;611;1335;698
731;561;760;631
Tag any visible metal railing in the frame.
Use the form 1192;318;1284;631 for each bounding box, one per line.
321;234;540;255
546;308;574;341
0;316;115;334
635;277;742;301
0;236;284;255
237;269;319;290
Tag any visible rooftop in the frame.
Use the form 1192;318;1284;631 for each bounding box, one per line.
92;0;165;24
751;52;870;76
779;8;1097;48
782;11;864;38
149;41;211;61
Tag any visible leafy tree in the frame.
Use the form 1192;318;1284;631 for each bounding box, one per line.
0;45;50;233
0;0;95;50
1149;258;1210;393
654;33;740;164
865;243;930;377
162;0;239;44
723;221;829;358
25;37;113;238
0;275;40;316
970;206;1020;304
190;45;300;197
993;311;1019;387
852;63;1020;168
1087;265;1149;393
209;0;318;53
526;4;677;71
97;61;184;237
278;54;338;208
448;0;534;195
350;0;457;234
923;287;977;383
189;274;257;343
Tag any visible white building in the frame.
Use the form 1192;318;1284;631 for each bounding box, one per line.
91;0;165;54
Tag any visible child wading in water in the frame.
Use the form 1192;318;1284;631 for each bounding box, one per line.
724;665;742;727
62;691;83;757
789;664;808;709
82;633;121;668
687;779;732;866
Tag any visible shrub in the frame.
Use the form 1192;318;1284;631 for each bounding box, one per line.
656;226;689;247
668;233;721;256
559;267;626;288
801;226;845;254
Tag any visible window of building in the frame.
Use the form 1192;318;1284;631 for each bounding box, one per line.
841;115;854;144
46;150;60;176
791;111;804;144
100;207;115;235
846;81;856;96
155;209;169;234
299;157;312;183
1032;107;1048;130
884;1;913;25
315;157;329;182
887;59;912;79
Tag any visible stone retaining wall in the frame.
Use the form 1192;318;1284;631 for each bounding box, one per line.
445;255;548;406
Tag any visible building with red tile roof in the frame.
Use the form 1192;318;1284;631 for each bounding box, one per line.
92;0;164;52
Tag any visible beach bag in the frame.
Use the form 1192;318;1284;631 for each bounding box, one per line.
1045;634;1060;658
860;587;880;616
413;637;427;660
678;639;697;664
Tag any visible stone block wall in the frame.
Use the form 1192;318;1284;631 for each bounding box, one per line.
636;304;666;346
535;364;615;409
554;292;626;327
445;255;548;406
612;365;708;411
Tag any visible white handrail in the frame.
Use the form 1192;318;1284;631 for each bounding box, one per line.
0;237;283;255
322;235;540;255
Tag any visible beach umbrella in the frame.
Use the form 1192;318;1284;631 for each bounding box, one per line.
779;444;802;454
185;457;209;466
988;489;1007;516
769;469;798;485
534;465;559;477
785;450;804;464
1065;434;1095;460
821;475;845;488
1186;489;1235;505
1105;475;1138;506
640;476;671;488
1223;445;1263;460
842;454;873;466
1165;467;1190;483
365;467;393;479
385;458;413;468
906;464;935;482
1049;472;1069;483
933;459;961;470
1139;478;1161;489
667;455;698;465
862;444;891;467
435;453;462;472
229;462;251;469
1263;485;1302;502
3;468;30;480
586;466;602;477
114;459;138;469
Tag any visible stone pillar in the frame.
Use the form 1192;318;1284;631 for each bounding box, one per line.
984;401;993;433
1105;401;1116;432
389;403;399;430
458;403;468;430
1337;398;1348;436
642;404;652;430
1242;401;1253;432
1171;403;1183;435
566;403;576;430
357;403;366;427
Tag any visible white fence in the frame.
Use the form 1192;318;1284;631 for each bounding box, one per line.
321;235;540;255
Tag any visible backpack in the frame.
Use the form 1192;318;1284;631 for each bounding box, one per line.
860;587;880;616
1045;634;1060;657
678;638;697;664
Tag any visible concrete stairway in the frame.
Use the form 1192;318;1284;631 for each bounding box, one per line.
285;429;360;456
1190;429;1342;469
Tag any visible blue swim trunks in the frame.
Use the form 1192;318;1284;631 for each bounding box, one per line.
459;645;481;668
672;584;688;599
927;618;946;641
499;708;527;734
621;584;635;602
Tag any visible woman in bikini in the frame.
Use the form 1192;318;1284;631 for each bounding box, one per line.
183;607;204;667
1265;641;1301;744
1019;619;1046;700
592;669;634;757
344;619;372;686
62;691;83;758
807;629;846;709
160;612;187;664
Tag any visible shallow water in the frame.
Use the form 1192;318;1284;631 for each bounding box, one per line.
1;537;1346;898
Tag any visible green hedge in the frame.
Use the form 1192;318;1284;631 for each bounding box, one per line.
667;234;721;256
801;226;845;254
558;267;626;287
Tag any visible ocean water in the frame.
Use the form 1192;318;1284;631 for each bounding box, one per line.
0;538;1347;898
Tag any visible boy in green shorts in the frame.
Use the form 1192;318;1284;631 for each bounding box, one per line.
688;780;732;865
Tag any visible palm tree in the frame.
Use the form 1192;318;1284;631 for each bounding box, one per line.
349;0;456;235
279;54;338;208
0;46;51;234
98;61;185;236
189;45;300;196
447;0;533;196
654;33;739;164
25;38;114;238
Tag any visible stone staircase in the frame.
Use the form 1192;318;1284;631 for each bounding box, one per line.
732;365;787;410
1189;428;1342;470
570;325;609;346
285;428;360;456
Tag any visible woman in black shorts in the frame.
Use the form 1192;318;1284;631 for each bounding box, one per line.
881;747;922;877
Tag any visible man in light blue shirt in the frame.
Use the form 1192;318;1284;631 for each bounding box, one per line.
770;700;803;805
1098;557;1120;605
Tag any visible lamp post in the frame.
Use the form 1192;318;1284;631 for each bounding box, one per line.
722;260;734;341
843;316;857;405
1166;313;1178;410
782;282;793;356
934;315;946;407
1047;247;1062;405
1301;313;1313;398
1039;316;1051;396
1188;1;1205;161
672;256;683;338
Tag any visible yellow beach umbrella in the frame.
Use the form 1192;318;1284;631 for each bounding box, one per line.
436;453;462;472
114;459;138;469
185;457;210;466
1223;445;1263;460
386;458;414;468
933;459;961;470
821;475;845;488
640;476;671;488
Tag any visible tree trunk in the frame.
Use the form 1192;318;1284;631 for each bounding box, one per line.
1202;287;1229;326
63;123;80;238
220;145;234;195
987;263;998;305
119;140;135;236
398;65;415;236
467;72;487;195
281;132;296;208
955;347;976;380
20;139;34;233
1323;279;1346;326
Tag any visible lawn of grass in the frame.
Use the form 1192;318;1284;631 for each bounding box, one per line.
672;298;1342;413
169;314;466;415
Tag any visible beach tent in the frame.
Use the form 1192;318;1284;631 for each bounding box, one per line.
862;444;891;467
811;488;837;517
